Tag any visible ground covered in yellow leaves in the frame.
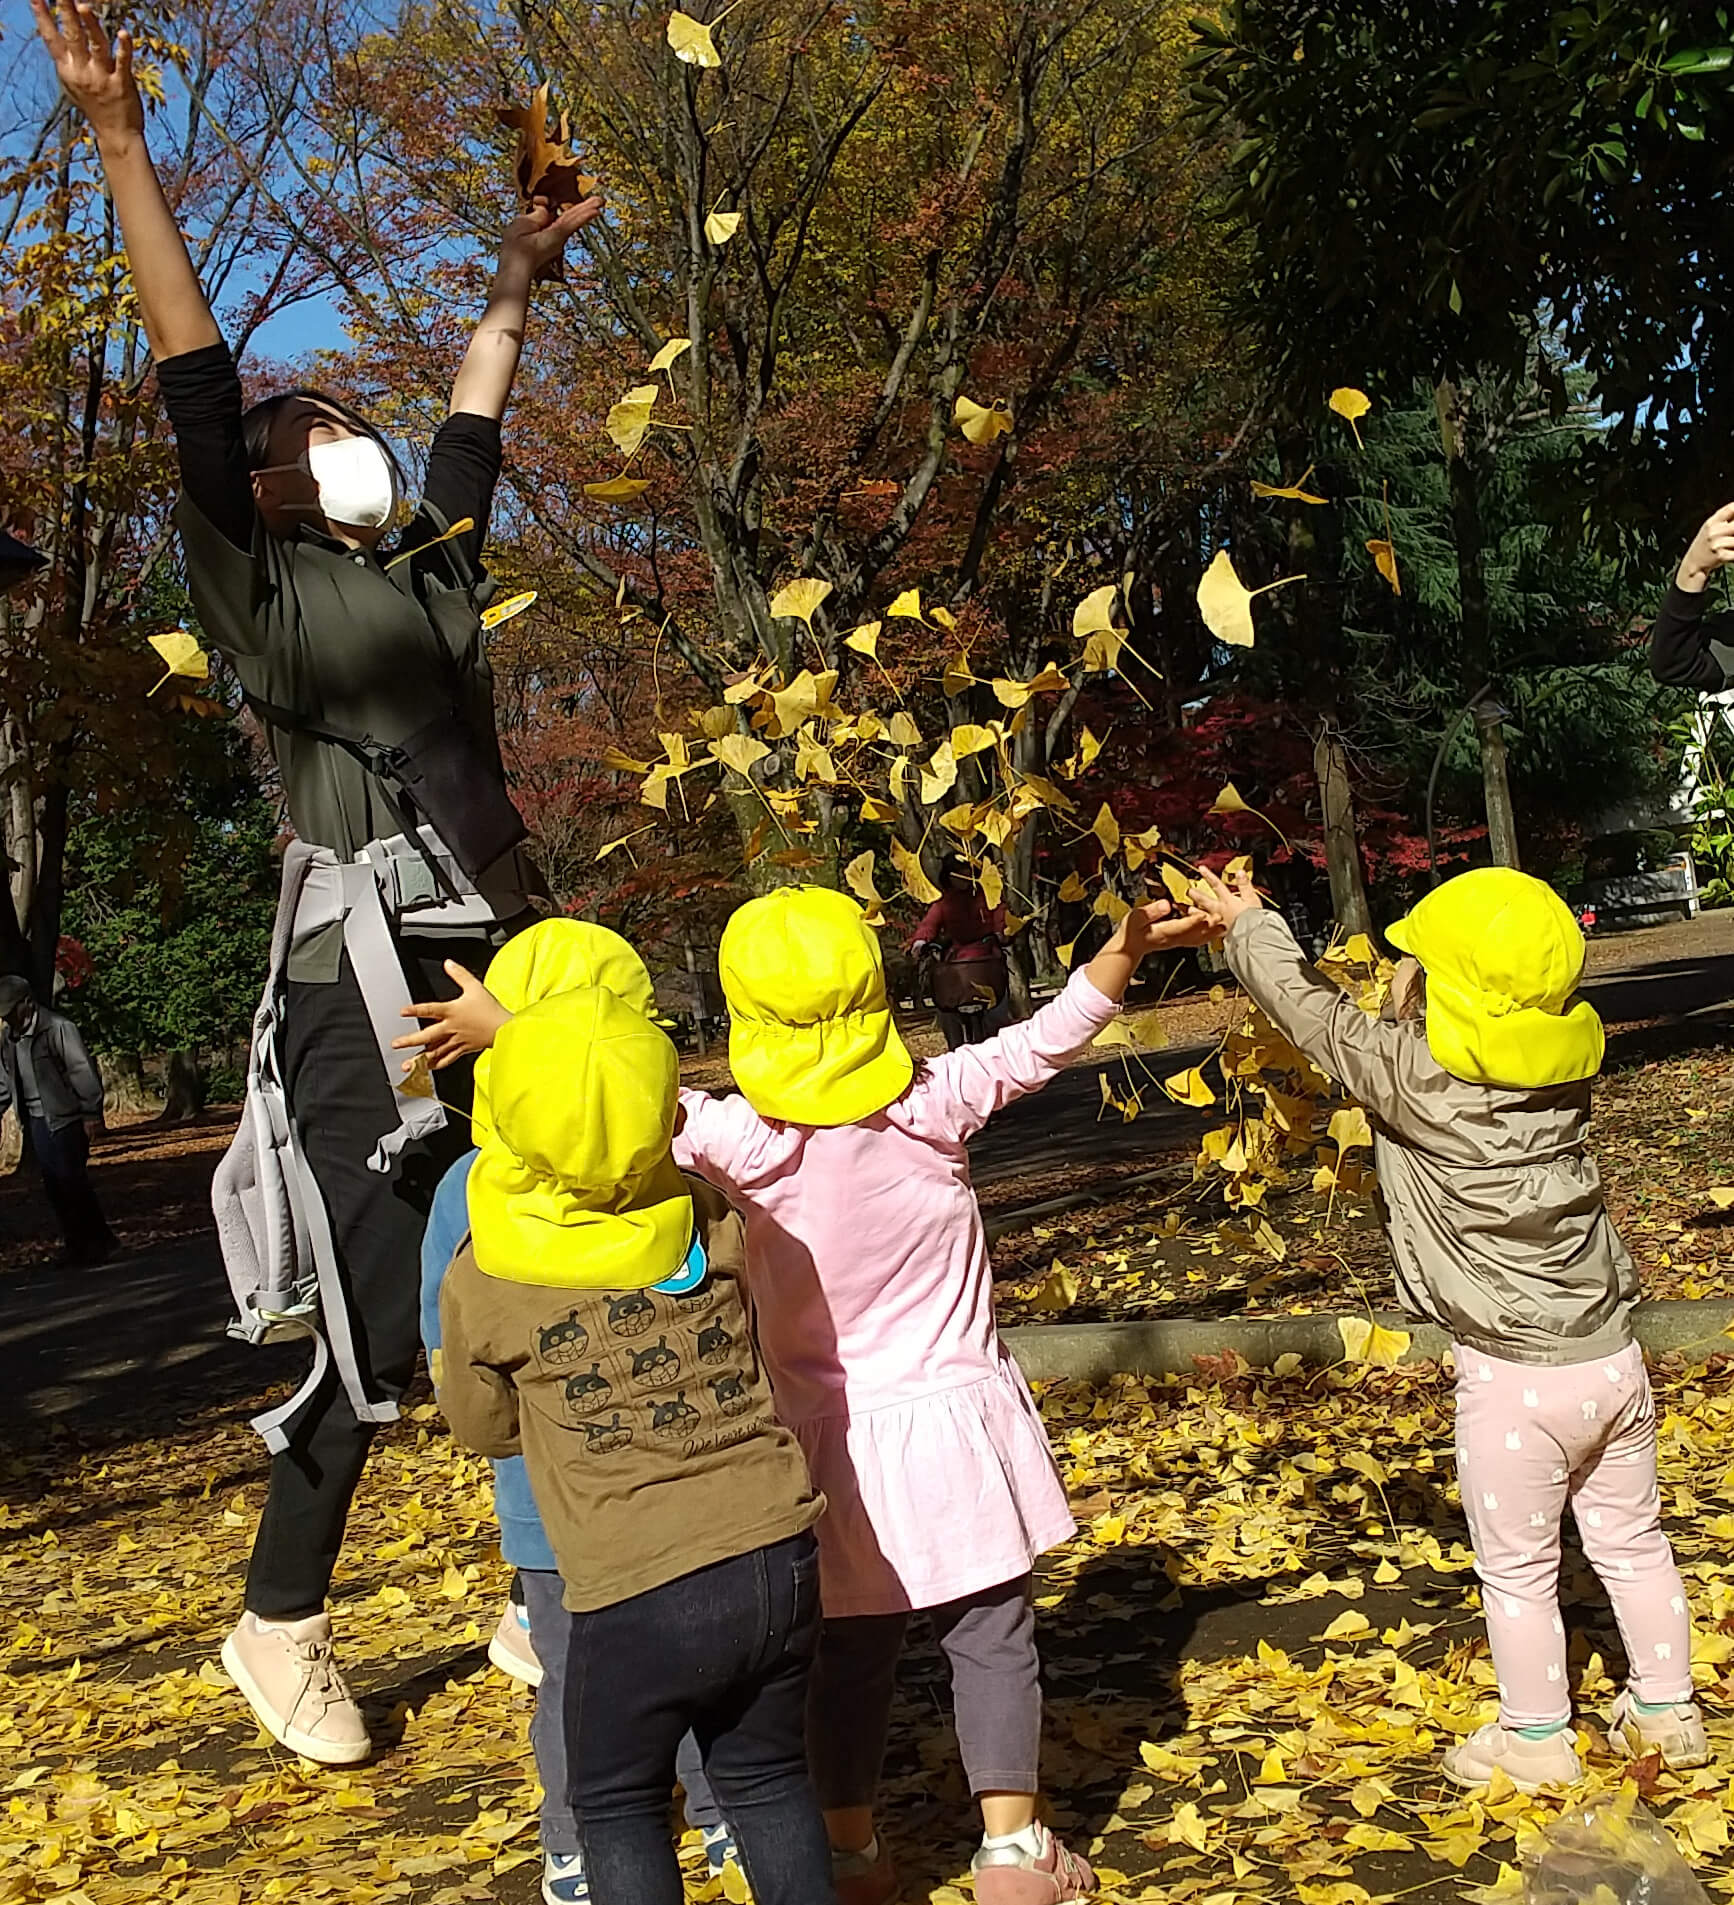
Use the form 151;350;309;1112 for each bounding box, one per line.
7;1352;1734;1905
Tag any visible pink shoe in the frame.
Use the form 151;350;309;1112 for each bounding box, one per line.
971;1825;1095;1904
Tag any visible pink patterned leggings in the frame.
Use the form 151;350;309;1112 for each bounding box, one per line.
1453;1340;1693;1730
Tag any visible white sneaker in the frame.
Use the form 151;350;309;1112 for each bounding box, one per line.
1612;1692;1710;1768
1442;1721;1582;1793
488;1597;543;1687
221;1612;369;1764
543;1851;590;1904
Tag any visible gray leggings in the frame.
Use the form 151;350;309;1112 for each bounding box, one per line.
520;1569;721;1854
806;1574;1039;1805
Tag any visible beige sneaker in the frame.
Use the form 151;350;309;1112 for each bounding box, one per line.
487;1597;544;1688
1612;1692;1710;1768
221;1612;369;1764
1442;1721;1582;1793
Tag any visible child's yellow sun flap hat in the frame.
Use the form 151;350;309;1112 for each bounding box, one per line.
468;986;692;1290
1384;867;1604;1089
719;886;914;1127
471;920;654;1147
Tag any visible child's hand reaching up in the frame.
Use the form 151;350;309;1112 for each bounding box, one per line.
1188;864;1263;936
1084;899;1214;1003
393;962;512;1073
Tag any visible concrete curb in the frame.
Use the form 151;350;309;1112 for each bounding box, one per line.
1002;1297;1734;1383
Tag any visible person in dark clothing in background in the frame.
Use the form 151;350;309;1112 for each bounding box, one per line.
33;0;601;1764
0;976;115;1268
1651;501;1734;690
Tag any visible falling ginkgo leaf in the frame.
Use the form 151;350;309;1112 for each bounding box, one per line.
992;664;1068;708
1195;549;1302;649
890;838;941;904
844;621;882;659
605;385;661;457
480;590;538;630
1029;1260;1080;1312
1328;1105;1373;1152
888;588;925;622
1072;583;1120;640
1163;1066;1216;1109
384;516;475;571
704;209;742;245
1366;537;1401;594
647;336;692;374
147;629;209;696
950;723;996;760
1211;783;1249;816
710;733;771;776
1329;385;1373;448
1250;465;1329;505
769;577;833;629
1159;862;1195;907
1338;1316;1411;1367
1091;803;1121;858
954;395;1013;445
584;475;653;505
888;711;922;748
843;850;884;907
666;9;723;67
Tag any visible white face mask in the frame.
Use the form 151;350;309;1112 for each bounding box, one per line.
303;435;398;530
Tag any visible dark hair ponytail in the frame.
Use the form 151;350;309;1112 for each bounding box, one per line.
240;389;405;492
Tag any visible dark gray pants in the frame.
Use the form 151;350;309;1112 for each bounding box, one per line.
520;1568;722;1856
806;1574;1039;1805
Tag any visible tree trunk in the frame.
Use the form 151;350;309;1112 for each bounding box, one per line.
159;1049;204;1123
1436;378;1521;869
1313;725;1373;938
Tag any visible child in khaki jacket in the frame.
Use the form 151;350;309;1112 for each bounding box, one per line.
1191;864;1707;1795
437;984;833;1905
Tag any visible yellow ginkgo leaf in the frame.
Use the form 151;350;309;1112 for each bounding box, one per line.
1072;583;1119;639
1163;1065;1216;1109
1195;549;1302;649
920;743;958;808
979;858;1004;910
931;605;958;632
709;733;771;776
601;745;651;773
699;704;735;740
147;629;209;695
1029;1260;1079;1312
938;804;981;839
1329;385;1373;448
584;475;652;505
1082;628;1127;673
766;668;839;738
860;795;900;824
704;209;742;245
954;394;1013;445
950;723;995;760
844;621;881;659
1091;802;1120;858
1211;782;1249;816
1057;871;1088;903
480;589;538;629
1338;1316;1411;1367
1167;1801;1209;1853
888;588;925;622
1159;862;1195;906
843;851;883;907
667;10;722;67
1250;464;1329;505
648;335;693;374
1078;726;1103;769
992;664;1067;707
1366;537;1401;594
1329;1105;1373;1153
890;838;941;904
887;711;922;749
605;384;661;456
769;577;833;629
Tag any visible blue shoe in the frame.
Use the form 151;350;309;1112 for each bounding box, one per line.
702;1821;740;1877
542;1851;590;1905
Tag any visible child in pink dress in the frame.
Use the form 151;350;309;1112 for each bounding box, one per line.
676;888;1211;1905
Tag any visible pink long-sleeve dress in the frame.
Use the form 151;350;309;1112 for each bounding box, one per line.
674;969;1118;1615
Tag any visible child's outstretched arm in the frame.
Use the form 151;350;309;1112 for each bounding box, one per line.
1190;867;1409;1127
394;963;512;1074
925;900;1214;1140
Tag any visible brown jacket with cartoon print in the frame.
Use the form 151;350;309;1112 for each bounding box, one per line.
437;1174;822;1612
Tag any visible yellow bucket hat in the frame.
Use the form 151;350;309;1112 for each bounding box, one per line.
1385;867;1604;1089
719;886;913;1126
468;986;692;1290
472;920;654;1147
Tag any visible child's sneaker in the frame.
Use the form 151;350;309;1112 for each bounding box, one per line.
542;1851;589;1905
488;1597;543;1687
220;1612;369;1765
702;1821;741;1878
1612;1692;1710;1769
971;1824;1095;1904
832;1836;899;1905
1442;1722;1582;1793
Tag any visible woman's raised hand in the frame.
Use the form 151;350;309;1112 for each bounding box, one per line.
498;195;606;281
31;1;145;146
1678;502;1734;594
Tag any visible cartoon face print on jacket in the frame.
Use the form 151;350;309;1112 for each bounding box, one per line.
581;1413;633;1455
695;1318;734;1365
607;1289;656;1339
630;1334;682;1391
709;1372;752;1418
563;1363;613;1418
538;1311;590;1367
651;1392;701;1440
